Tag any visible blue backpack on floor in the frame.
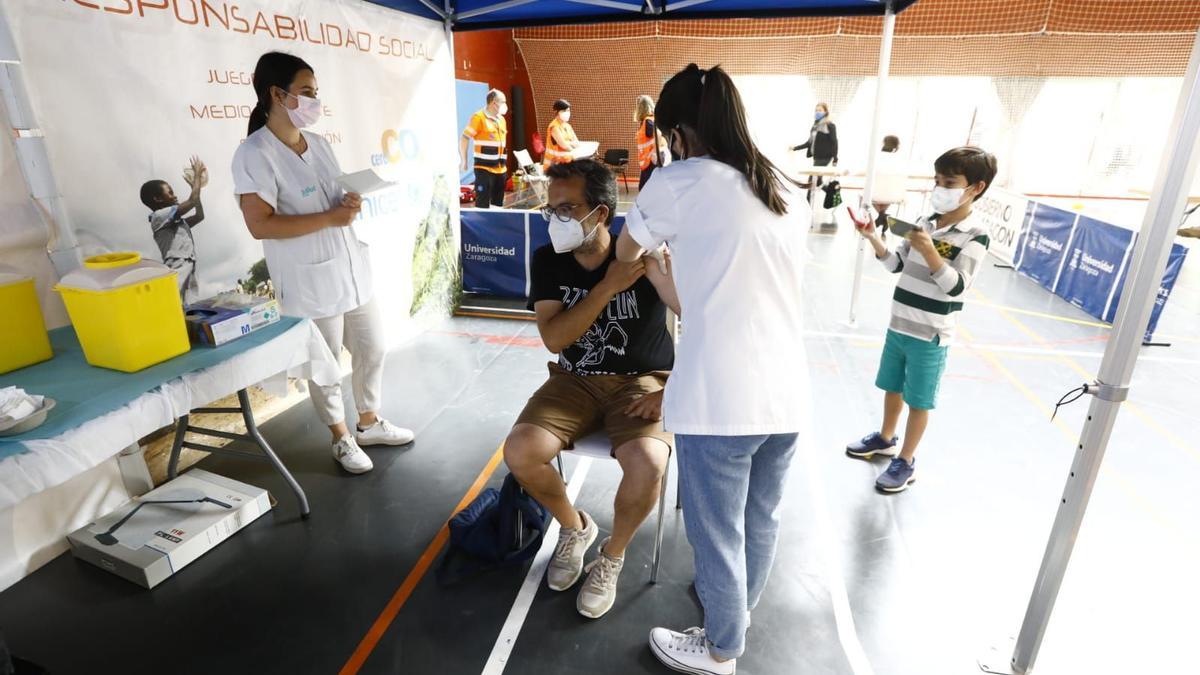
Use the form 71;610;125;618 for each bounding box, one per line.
437;473;549;585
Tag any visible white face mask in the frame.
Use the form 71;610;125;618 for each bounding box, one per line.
930;186;967;214
497;103;508;116
559;110;571;123
283;91;322;128
549;205;601;253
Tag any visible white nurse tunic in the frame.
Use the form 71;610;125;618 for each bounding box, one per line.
231;127;372;319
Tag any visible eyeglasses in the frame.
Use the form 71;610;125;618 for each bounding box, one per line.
540;203;583;223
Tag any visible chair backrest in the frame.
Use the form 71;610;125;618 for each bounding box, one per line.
531;132;545;157
513;149;535;170
603;148;629;165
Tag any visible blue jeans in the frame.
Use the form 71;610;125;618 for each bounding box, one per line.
676;433;799;660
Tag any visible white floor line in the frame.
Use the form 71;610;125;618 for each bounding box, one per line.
807;329;878;675
802;330;1200;365
481;457;594;675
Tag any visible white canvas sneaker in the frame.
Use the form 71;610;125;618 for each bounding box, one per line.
649;627;736;675
355;418;415;446
546;510;597;591
333;434;373;474
577;537;624;619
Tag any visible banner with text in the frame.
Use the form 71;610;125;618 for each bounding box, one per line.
974;187;1032;265
7;0;459;344
1015;203;1189;342
462;209;626;300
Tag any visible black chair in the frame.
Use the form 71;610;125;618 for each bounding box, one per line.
602;148;631;194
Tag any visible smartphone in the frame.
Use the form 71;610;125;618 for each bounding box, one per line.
885;216;922;237
846;206;871;230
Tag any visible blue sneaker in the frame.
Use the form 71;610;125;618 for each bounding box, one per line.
876;457;916;493
846;432;899;459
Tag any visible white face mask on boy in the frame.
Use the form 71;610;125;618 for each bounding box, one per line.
930;186;967;214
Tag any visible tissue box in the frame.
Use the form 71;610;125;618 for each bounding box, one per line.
184;306;251;347
66;469;271;589
192;293;280;331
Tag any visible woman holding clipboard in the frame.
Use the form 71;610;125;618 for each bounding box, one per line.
232;51;413;475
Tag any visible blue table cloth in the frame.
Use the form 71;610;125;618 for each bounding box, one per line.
0;317;302;460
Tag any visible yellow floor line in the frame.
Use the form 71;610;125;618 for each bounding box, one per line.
969;299;1113;329
958;325;1196;545
970;287;1200;466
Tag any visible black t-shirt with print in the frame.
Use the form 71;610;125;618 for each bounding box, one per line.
528;243;674;376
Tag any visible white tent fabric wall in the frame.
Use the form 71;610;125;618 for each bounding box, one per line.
3;0;461;348
0;0;462;590
0;103;66;329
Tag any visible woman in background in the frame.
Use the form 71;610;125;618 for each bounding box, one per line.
793;102;839;207
634;94;669;190
543;99;579;170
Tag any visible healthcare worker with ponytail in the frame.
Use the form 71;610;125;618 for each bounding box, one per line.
231;52;413;476
617;64;810;675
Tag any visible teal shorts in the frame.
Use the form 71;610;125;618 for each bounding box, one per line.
875;330;949;411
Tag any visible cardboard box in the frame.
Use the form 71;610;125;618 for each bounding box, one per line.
67;469;271;588
184;306;252;347
193;293;281;331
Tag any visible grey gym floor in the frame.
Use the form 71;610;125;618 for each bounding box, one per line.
0;225;1197;675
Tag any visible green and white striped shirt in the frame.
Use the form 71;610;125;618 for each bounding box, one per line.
879;213;990;345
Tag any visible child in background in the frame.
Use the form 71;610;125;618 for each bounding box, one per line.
846;146;997;493
141;156;206;303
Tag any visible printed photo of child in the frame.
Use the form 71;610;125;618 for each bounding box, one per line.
141;156;206;303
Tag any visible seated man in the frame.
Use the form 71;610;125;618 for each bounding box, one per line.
504;159;680;619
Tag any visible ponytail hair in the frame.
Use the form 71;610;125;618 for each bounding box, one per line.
248;51;313;136
657;64;799;216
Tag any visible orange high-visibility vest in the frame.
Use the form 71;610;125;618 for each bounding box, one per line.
637;115;657;171
463;110;507;175
544;117;577;168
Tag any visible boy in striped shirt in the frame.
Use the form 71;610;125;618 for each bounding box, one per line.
846;146;998;493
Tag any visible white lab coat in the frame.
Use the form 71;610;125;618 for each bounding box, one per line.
231;127;373;319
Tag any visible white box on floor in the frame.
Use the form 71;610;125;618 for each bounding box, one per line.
66;469;271;588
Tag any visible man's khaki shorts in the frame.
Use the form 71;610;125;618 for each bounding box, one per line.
516;363;673;456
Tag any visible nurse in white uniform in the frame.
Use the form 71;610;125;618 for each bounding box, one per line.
616;65;810;675
232;52;413;475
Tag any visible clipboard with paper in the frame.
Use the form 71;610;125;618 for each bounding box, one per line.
335;168;397;195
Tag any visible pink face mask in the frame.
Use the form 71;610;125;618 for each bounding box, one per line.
283;91;322;128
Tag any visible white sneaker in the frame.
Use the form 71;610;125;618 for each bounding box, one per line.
333;434;373;474
546;510;597;591
355;418;415;446
577;537;624;619
649;627;736;675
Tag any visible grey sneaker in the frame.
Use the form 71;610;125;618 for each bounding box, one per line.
876;457;916;493
577;538;624;619
547;510;597;591
846;432;899;459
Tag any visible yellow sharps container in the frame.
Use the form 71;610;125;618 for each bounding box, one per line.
56;252;190;372
0;266;53;374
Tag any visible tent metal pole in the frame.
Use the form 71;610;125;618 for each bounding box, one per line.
563;0;645;11
662;0;719;11
979;24;1200;675
416;0;447;19
0;3;81;275
456;0;537;21
847;1;895;326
